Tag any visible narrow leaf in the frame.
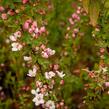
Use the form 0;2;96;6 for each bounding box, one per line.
82;0;90;13
89;0;100;26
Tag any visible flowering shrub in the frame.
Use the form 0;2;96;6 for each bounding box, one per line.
1;0;109;109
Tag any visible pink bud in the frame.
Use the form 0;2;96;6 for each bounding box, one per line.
53;64;59;70
22;0;28;4
1;13;7;20
39;26;46;33
0;6;4;12
69;18;74;25
60;80;64;85
42;52;48;58
73;28;79;34
40;44;46;50
77;16;80;21
23;22;29;30
105;82;109;87
32;21;37;27
7;10;15;16
72;13;78;19
100;48;105;54
31;21;37;31
28;28;33;33
60;102;64;106
76;10;80;14
72;33;76;38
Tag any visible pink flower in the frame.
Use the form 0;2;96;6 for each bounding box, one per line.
68;18;74;25
53;64;59;70
14;31;22;38
105;82;109;87
1;13;7;20
60;80;64;85
23;22;29;30
28;28;33;33
7;10;15;16
22;0;28;4
73;28;79;34
72;13;78;19
32;21;37;28
40;44;46;50
39;26;46;33
41;52;49;58
0;6;4;12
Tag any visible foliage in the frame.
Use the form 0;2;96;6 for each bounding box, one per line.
0;0;109;109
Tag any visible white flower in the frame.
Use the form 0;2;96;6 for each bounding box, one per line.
41;51;49;58
46;48;55;56
45;71;55;79
45;100;55;109
41;48;55;58
11;42;23;51
9;35;17;41
24;56;32;61
31;88;40;95
14;31;21;38
10;31;21;42
102;67;108;73
32;93;44;106
34;28;39;34
56;71;65;78
27;66;37;77
36;81;43;88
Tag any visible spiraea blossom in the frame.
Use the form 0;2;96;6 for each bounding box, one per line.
41;48;55;58
23;56;32;61
9;31;21;41
45;100;55;109
45;71;56;79
27;65;38;77
32;93;45;106
31;88;40;95
23;19;46;39
10;31;23;51
56;71;65;78
11;42;23;51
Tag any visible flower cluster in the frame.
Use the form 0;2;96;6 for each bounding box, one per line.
27;65;38;77
83;66;109;91
5;1;67;108
0;6;19;20
0;6;7;20
66;6;85;39
9;31;23;51
30;69;65;108
41;48;55;58
45;71;65;79
31;80;55;108
23;19;46;39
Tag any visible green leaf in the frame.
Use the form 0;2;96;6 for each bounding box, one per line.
89;0;100;26
82;0;90;13
104;0;109;8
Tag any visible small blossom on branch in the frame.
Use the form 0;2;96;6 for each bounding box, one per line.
23;56;32;61
45;71;56;79
56;71;65;78
27;65;38;77
11;42;23;51
41;48;55;58
45;100;55;109
32;93;45;106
